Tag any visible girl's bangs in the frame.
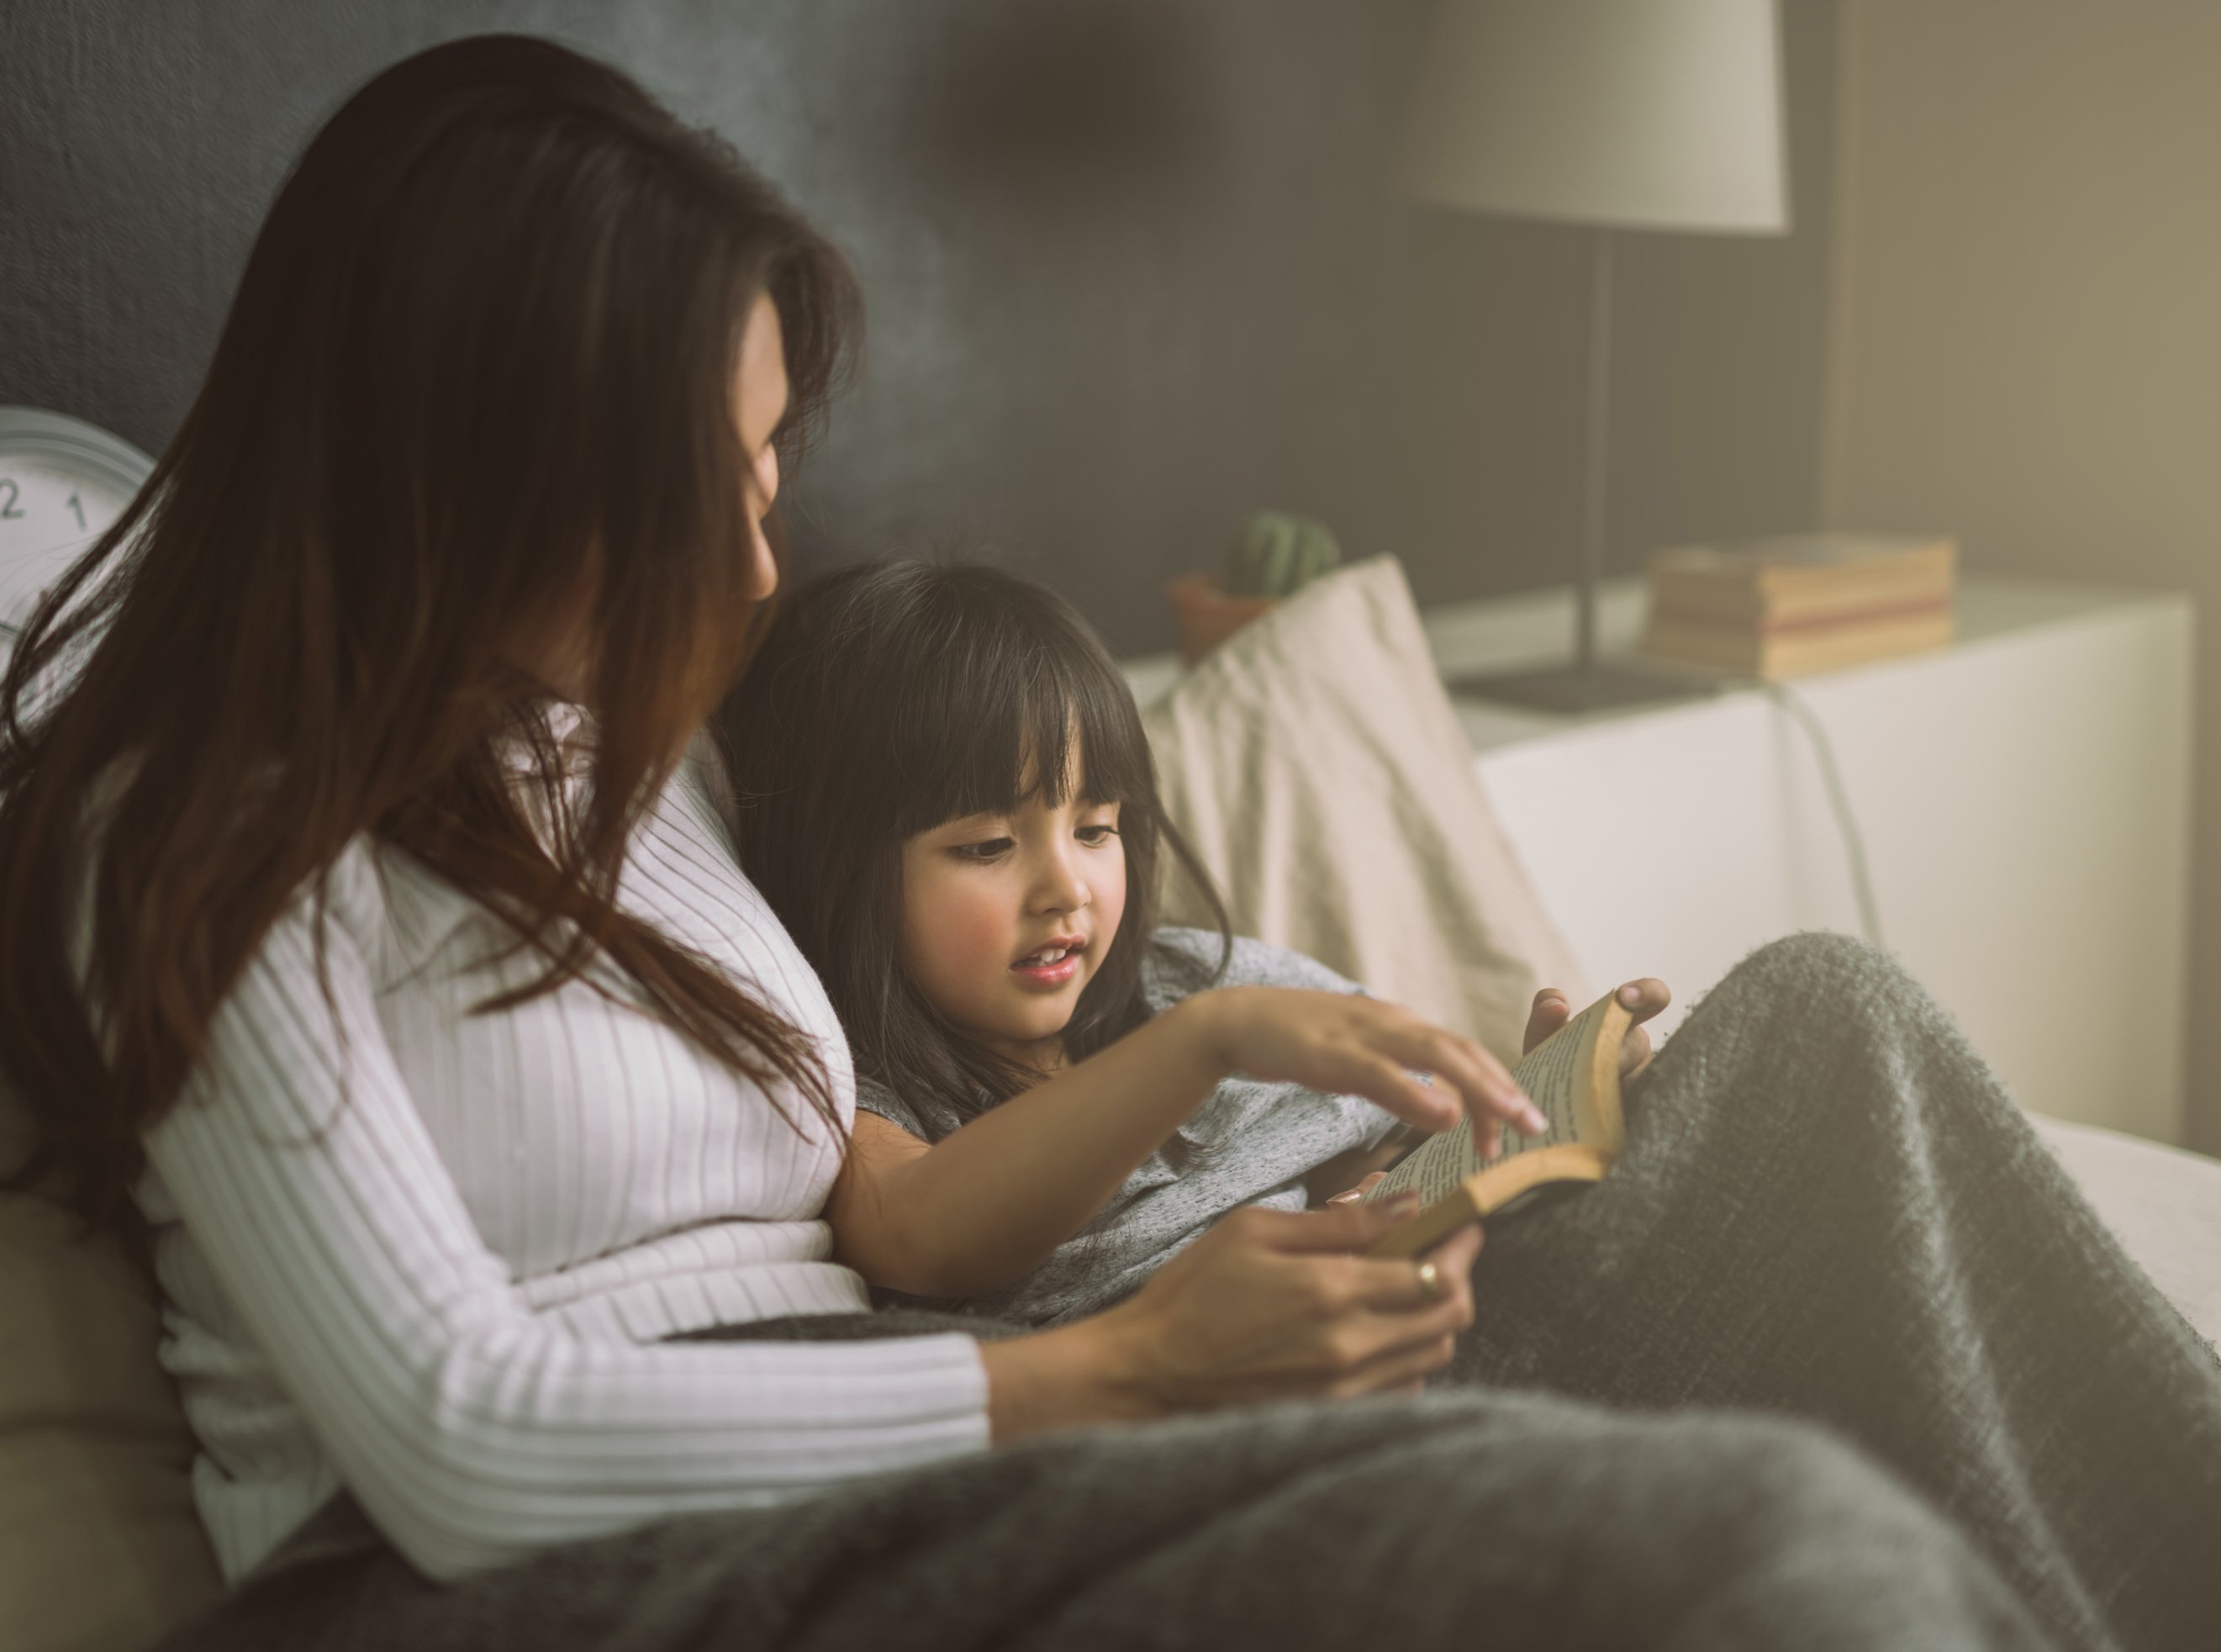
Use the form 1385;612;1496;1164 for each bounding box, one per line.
893;604;1153;836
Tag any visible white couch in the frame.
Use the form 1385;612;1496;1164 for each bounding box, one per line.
2028;1114;2221;1344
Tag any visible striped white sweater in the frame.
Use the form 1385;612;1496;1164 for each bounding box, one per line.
130;734;989;1584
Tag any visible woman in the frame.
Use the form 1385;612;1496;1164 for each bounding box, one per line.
0;35;2208;1651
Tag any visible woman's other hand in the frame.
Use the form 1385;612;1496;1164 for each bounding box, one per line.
1524;979;1672;1081
1184;986;1546;1158
1314;1168;1392;1208
980;1195;1480;1441
1302;1146;1407;1206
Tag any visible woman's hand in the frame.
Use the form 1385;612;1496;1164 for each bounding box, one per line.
1184;986;1547;1157
1322;1169;1392;1206
1302;1148;1406;1207
1524;979;1672;1081
979;1195;1481;1440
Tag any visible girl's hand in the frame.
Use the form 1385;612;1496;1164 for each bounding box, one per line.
1524;979;1672;1081
1184;986;1546;1157
979;1195;1482;1439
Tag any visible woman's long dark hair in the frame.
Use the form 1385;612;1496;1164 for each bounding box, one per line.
715;559;1230;1127
0;35;862;1239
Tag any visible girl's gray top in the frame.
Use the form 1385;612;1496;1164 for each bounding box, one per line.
854;927;1401;1327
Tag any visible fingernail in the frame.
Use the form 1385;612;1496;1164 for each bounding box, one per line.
1389;1193;1422;1217
1327;1190;1361;1206
1619;983;1643;1005
1523;1106;1549;1134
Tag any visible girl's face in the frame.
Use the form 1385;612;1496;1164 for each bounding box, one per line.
899;768;1127;1073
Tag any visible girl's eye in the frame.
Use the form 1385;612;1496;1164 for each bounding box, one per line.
950;837;1015;863
1077;825;1120;847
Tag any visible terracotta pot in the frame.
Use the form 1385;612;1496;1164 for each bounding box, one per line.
1164;573;1277;665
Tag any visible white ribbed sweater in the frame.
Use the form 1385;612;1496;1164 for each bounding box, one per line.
132;738;989;1585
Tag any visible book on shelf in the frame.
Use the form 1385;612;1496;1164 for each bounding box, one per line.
1642;531;1957;681
1645;605;1956;679
1363;990;1632;1259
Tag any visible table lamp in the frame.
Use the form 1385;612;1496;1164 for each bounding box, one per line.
1401;0;1790;710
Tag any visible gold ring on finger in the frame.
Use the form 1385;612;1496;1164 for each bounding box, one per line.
1415;1259;1444;1302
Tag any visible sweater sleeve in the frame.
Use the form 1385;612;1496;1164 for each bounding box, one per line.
1146;927;1369;1002
141;858;989;1582
1148;929;1402;1152
852;1076;932;1138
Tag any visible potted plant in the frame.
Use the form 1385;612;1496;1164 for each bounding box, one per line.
1165;511;1343;664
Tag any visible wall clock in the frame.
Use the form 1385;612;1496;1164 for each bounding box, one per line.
0;406;155;647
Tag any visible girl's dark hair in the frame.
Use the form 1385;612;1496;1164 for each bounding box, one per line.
715;559;1230;1124
0;35;862;1239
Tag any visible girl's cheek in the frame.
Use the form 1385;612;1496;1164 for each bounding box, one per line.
1097;855;1129;945
951;886;1016;972
912;868;1016;980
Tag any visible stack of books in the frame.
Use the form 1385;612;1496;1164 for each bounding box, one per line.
1642;532;1958;680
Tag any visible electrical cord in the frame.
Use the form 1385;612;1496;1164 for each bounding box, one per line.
1746;678;1885;947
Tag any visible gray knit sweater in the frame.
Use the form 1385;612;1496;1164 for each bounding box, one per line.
854;928;1401;1326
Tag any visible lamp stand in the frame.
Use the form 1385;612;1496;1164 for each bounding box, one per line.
1447;230;1699;713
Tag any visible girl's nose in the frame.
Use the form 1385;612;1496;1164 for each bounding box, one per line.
1031;854;1091;916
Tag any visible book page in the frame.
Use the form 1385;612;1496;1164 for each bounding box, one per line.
1499;994;1609;1154
1360;1102;1481;1207
1363;995;1612;1207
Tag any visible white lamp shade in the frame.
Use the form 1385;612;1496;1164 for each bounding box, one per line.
1400;0;1789;235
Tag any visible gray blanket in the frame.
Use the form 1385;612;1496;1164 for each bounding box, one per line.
157;934;2221;1650
1448;931;2221;1650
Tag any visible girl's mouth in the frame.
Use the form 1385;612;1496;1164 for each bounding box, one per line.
1010;941;1084;988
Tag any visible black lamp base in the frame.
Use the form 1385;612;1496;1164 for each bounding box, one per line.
1444;659;1715;714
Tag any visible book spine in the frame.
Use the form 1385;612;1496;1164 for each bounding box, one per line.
1649;592;1955;637
1643;609;1956;678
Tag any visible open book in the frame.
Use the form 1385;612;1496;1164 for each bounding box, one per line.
1362;991;1633;1259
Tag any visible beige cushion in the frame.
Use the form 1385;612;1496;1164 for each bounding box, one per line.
1142;555;1585;1062
1;1097;220;1652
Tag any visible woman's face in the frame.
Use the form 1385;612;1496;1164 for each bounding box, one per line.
899;755;1129;1073
511;293;789;702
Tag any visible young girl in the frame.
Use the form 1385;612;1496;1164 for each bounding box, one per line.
718;558;1555;1326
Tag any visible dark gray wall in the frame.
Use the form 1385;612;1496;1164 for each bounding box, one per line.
0;0;1834;653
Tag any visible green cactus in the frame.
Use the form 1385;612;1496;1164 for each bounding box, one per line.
1226;510;1343;599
